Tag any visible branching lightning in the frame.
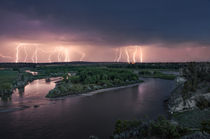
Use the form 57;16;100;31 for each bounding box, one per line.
23;46;28;62
15;43;39;63
54;46;71;62
64;49;70;62
133;46;138;63
139;47;143;63
31;45;38;63
114;45;143;63
117;48;122;62
125;47;130;63
12;42;144;63
16;43;23;63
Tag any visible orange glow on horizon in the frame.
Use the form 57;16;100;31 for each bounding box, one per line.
0;41;209;63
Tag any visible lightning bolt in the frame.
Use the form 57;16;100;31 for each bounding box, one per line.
80;52;86;61
133;46;138;63
55;47;62;62
117;48;122;62
31;45;38;63
125;47;130;63
35;46;38;63
16;43;22;63
48;53;53;63
23;46;28;62
55;46;71;62
139;47;143;63
64;48;70;62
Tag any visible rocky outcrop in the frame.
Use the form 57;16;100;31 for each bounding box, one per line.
168;82;210;113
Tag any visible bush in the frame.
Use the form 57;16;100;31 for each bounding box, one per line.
201;120;210;134
112;116;190;139
208;87;210;92
69;84;84;93
113;120;141;134
69;76;80;84
0;83;12;90
150;116;180;138
139;70;152;75
196;96;210;110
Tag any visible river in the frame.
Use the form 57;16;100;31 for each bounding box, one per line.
0;78;175;139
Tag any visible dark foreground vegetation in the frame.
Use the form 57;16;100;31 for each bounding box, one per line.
109;116;210;139
111;116;190;139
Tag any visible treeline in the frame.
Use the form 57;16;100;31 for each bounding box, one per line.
70;68;139;85
139;70;176;80
47;67;141;98
107;62;186;69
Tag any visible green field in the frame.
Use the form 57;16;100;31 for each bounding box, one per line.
139;70;177;80
172;108;210;128
0;69;18;90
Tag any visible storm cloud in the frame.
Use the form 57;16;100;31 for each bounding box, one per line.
0;0;210;47
0;0;210;62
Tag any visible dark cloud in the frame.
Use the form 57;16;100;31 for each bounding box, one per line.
0;0;210;47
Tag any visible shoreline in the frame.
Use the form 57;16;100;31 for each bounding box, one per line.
81;83;141;96
48;82;143;100
49;77;175;99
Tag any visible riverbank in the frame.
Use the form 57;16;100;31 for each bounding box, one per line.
81;82;141;96
167;82;210;129
46;67;142;98
46;79;143;98
0;76;177;139
47;82;142;101
166;63;210;137
110;63;210;139
140;71;177;80
0;69;36;98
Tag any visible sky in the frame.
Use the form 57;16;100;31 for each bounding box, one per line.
0;0;210;63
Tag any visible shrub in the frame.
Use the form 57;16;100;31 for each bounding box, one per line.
113;120;141;134
196;96;210;110
208;87;210;92
112;116;190;138
150;116;180;138
201;120;210;134
0;83;12;90
69;76;80;84
139;70;152;75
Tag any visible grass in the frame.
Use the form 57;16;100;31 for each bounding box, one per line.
172;108;210;128
0;70;18;90
139;70;177;80
151;73;176;80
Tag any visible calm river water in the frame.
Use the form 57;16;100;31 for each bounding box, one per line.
0;78;175;139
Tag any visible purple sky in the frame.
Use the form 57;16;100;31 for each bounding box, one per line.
0;0;210;62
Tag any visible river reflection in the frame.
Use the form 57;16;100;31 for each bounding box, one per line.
0;78;175;139
0;77;61;108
